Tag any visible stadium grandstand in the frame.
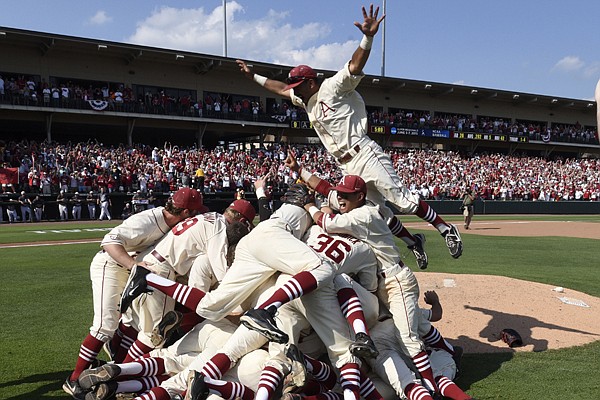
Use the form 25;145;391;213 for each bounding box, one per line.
1;27;599;220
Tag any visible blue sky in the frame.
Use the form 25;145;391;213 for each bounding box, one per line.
1;1;599;100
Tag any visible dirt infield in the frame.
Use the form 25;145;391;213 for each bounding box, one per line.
407;219;600;353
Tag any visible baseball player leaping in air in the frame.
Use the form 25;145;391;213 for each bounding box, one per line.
238;3;463;269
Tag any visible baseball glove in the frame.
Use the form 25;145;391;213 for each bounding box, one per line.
501;328;523;348
283;183;314;208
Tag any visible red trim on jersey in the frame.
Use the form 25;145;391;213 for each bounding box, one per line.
316;213;325;228
315;180;333;196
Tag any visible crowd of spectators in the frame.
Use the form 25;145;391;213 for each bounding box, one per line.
0;74;305;124
1;139;599;203
367;109;599;145
3;73;596;145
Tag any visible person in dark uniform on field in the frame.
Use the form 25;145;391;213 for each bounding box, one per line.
32;195;44;222
18;191;33;222
57;189;69;221
461;188;476;230
72;192;83;220
87;191;97;220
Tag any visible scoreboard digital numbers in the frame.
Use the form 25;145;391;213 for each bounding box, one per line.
370;125;386;134
367;125;529;144
509;136;529;143
290;120;313;129
451;131;517;142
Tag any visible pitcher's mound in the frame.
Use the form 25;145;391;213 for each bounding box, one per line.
416;272;600;353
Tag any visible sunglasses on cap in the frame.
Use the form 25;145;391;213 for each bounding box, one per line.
337;191;360;200
285;76;311;85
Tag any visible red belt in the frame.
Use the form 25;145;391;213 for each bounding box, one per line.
151;250;166;263
337;145;361;164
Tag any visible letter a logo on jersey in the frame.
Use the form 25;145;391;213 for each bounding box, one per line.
319;101;336;118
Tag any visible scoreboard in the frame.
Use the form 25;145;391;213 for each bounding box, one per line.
290;121;529;143
367;124;528;143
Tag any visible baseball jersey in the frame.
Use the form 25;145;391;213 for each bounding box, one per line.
319;192;403;277
303;224;377;292
140;212;228;278
100;207;170;258
291;62;368;159
267;203;313;240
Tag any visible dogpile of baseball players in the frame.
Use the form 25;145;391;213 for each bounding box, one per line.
63;167;470;400
62;5;474;400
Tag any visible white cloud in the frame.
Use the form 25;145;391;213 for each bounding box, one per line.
583;62;600;78
89;10;112;26
553;56;584;72
452;80;467;86
125;2;353;70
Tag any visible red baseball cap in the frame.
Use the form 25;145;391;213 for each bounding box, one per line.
228;199;256;226
284;65;318;90
333;175;367;195
172;187;208;212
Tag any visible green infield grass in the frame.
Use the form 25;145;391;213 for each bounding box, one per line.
0;215;599;399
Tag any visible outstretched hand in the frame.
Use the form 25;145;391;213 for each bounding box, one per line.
284;150;301;172
236;59;254;79
353;4;385;37
254;171;272;191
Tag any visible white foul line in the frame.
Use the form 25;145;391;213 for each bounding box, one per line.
0;240;101;249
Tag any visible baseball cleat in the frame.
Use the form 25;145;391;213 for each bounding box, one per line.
408;233;428;269
284;343;307;391
443;224;463;259
240;307;289;344
119;265;152;313
151;310;184;347
78;363;121;390
184;370;209;400
63;375;88;400
349;332;379;359
84;380;118;400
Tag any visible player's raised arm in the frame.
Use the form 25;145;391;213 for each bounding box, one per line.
236;59;290;98
349;4;386;75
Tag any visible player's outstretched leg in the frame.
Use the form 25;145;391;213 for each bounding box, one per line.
121;267;206;314
241;270;324;343
337;286;379;358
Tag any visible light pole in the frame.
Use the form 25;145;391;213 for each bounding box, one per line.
223;0;228;57
381;0;386;77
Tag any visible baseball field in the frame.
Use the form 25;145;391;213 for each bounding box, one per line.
1;214;599;400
